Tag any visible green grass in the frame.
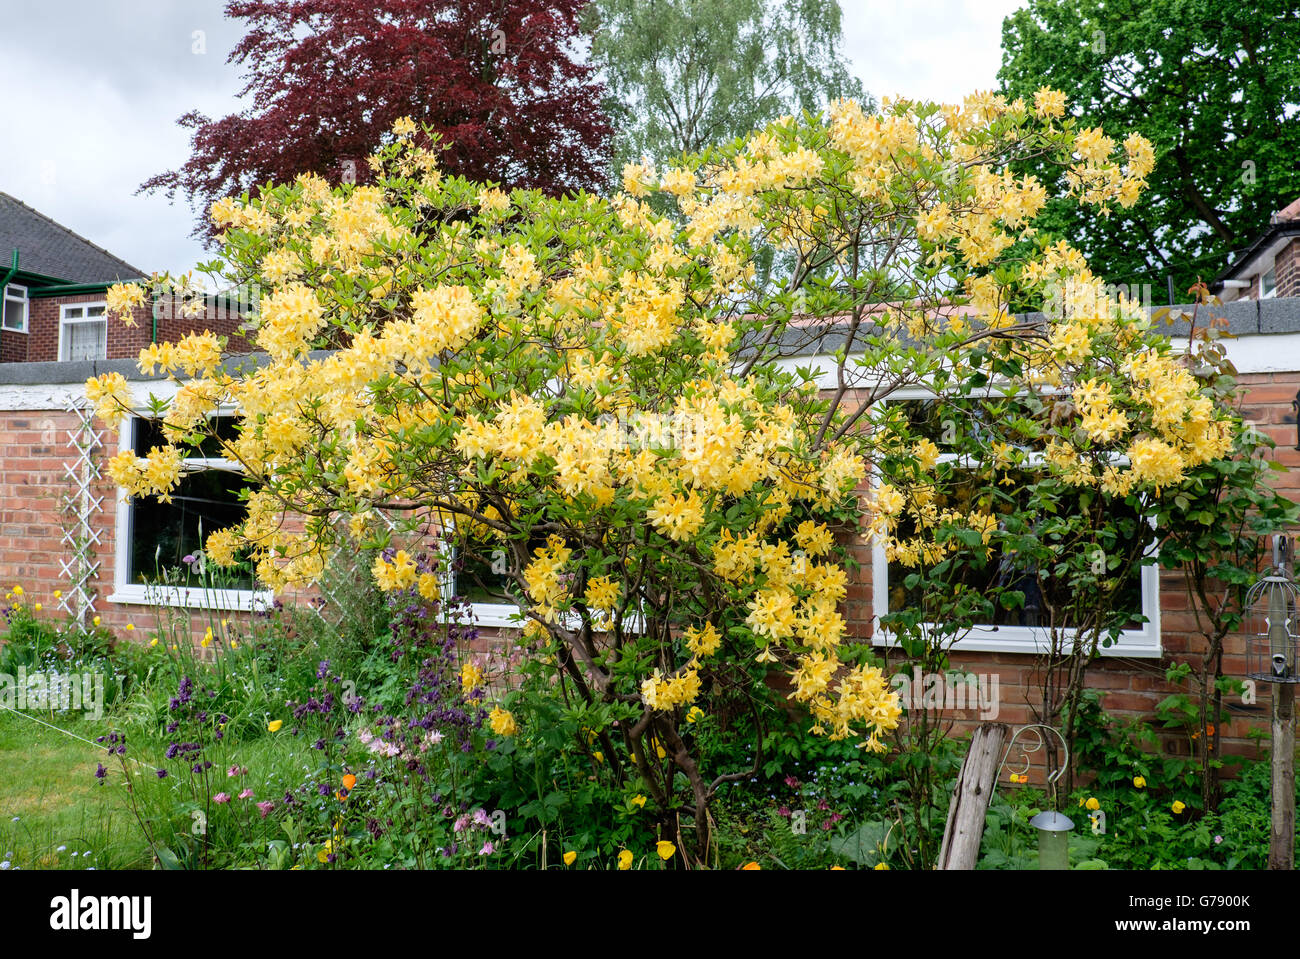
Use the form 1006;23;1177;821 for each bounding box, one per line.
0;708;153;869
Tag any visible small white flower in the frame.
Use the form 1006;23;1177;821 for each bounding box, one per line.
56;845;66;853
0;861;10;870
70;852;78;857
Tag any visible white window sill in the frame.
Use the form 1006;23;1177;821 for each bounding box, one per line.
108;583;275;613
872;622;1162;658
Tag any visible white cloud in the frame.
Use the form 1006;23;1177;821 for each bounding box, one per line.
841;0;1027;104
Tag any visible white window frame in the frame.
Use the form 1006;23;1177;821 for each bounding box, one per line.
108;412;274;612
869;386;1162;658
3;284;28;333
58;302;108;361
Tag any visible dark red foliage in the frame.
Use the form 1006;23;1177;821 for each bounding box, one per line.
143;0;612;243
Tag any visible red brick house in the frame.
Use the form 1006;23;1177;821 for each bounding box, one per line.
2;190;1300;770
0;191;245;364
1213;195;1300;302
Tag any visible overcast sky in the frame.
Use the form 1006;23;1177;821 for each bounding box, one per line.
0;0;1027;280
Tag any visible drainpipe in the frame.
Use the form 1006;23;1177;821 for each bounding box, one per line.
1;249;18;291
1;250;17;358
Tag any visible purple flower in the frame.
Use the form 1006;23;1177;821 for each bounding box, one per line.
94;763;106;781
156;769;168;779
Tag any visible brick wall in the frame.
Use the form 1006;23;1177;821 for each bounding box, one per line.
1;370;1298;762
1276;238;1300;300
15;295;248;364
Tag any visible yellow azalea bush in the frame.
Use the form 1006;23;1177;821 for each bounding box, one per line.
86;92;1250;860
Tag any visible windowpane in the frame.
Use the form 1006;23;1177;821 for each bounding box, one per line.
2;293;25;332
884;467;1148;629
879;396;1151;633
63;319;106;361
128;417;254;590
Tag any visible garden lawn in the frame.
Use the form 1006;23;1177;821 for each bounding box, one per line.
0;709;151;869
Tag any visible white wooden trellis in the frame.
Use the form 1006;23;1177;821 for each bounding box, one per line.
56;401;103;624
309;509;401;625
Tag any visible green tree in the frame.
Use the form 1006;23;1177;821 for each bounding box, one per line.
998;0;1300;295
586;0;866;178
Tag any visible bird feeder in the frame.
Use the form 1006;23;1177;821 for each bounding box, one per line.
1028;810;1074;871
1243;535;1300;870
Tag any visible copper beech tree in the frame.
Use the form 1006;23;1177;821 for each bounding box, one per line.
93;91;1246;858
142;0;612;243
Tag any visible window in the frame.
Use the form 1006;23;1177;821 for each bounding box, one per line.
2;284;27;333
447;524;540;628
1261;268;1277;299
870;390;1162;657
110;415;271;611
60;303;107;361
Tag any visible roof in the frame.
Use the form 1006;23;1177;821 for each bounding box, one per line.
0;192;145;284
1213;195;1300;289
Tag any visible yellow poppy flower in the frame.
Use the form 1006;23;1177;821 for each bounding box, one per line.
617;849;633;870
656;840;675;861
268;720;284;733
563;851;577;866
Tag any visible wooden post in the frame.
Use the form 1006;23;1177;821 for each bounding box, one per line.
1269;683;1295;870
938;722;1009;870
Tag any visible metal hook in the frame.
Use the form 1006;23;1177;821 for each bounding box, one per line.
996;723;1070;808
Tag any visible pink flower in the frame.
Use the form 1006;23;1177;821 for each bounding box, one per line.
778;806;791;818
784;775;800;789
226;765;247;777
214;792;231;804
238;788;254;800
479;841;495;855
453;815;470;833
472;808;492;828
256;801;275;819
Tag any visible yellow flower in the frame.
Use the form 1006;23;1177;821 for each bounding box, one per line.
33;604;41;612
125;623;135;632
53;590;62;599
593;751;604;764
617;849;633;870
92;616;101;626
830;865;845;871
488;706;518;737
563;851;577;866
741;861;761;870
1133;776;1146;789
874;862;890;870
630;794;647;809
268;720;284;733
686;706;705;723
12;586;22;596
460;661;483;692
1171;800;1186;814
1085;797;1100;811
150;638;159;648
656;840;676;861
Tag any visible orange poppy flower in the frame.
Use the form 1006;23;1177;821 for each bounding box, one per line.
343;773;357;791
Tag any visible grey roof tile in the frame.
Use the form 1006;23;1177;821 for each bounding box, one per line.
0;192;145;283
